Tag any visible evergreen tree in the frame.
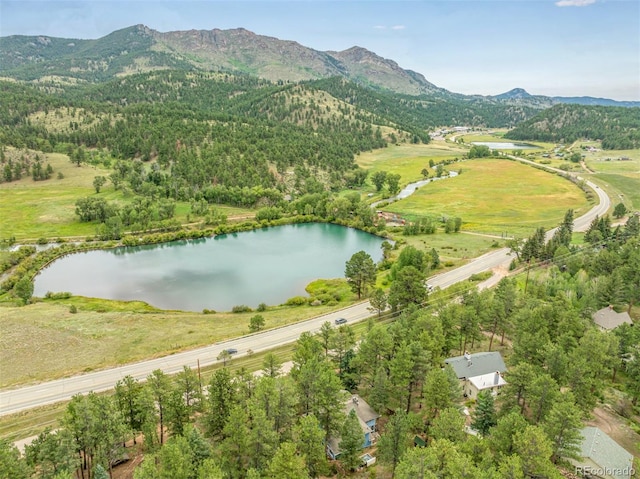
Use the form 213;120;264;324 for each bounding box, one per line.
265;442;309;479
293;414;328;478
345;250;377;299
471;391;497;436
429;407;465;443
378;409;411;478
338;410;363;471
542;393;583;463
204;367;235;438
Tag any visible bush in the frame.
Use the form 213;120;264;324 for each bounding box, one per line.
45;291;72;299
231;305;252;313
202;308;216;314
36;237;48;245
469;271;492;282
509;259;517;271
285;296;307;306
69;305;78;314
257;302;267;312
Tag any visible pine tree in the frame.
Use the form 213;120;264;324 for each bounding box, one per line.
542;393;583;463
471;391;497;436
339;410;364;471
379;409;412;478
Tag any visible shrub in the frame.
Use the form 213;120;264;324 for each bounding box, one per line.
45;291;72;299
285;296;307;306
202;309;216;314
231;305;252;313
36;237;48;245
69;305;78;314
469;271;492;282
257;302;267;312
509;259;518;271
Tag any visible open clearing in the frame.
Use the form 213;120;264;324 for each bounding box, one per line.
383;158;590;237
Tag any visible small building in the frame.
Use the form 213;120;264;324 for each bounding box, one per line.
327;395;380;460
571;427;634;479
593;306;633;331
444;352;507;399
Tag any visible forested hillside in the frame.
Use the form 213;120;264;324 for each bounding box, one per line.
504;104;640;149
0;70;542;205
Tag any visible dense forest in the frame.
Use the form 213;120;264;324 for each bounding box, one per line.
1;217;639;479
504;104;640;149
0;69;542;206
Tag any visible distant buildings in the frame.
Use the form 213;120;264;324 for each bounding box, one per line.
444;351;507;399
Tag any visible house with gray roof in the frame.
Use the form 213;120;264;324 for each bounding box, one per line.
572;427;634;479
593;306;633;331
444;352;507;399
327;394;380;460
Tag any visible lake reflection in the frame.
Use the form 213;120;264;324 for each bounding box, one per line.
34;223;385;312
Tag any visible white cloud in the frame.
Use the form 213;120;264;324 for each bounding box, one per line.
391;25;406;30
555;0;596;7
374;25;386;30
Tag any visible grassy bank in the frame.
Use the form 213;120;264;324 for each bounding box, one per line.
0;291;353;387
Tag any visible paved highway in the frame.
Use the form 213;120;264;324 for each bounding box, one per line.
0;160;610;416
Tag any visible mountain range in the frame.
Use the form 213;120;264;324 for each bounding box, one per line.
1;24;637;108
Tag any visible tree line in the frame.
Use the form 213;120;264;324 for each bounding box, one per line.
505;104;640;150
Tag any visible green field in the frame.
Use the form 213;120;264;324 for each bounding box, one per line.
455;131;556;151
0;151;252;241
356;142;467;184
384;158;590;237
581;143;640;211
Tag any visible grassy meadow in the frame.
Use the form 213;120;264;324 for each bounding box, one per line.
0;291;356;387
356;142;467;183
0;149;252;241
581;143;640;211
383;158;590;237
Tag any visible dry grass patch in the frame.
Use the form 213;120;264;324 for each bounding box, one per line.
0;292;358;387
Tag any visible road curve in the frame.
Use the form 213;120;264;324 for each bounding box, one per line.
0;158;610;417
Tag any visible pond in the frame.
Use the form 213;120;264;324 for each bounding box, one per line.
33;223;386;312
471;141;538;150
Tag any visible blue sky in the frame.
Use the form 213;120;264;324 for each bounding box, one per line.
1;0;638;100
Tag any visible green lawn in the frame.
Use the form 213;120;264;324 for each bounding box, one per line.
384;158;590;237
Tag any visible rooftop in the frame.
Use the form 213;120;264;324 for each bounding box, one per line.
593;306;633;331
346;394;379;424
444;352;507;379
575;427;634;479
469;372;507;391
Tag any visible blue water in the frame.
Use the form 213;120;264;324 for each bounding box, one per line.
33;223;385;312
